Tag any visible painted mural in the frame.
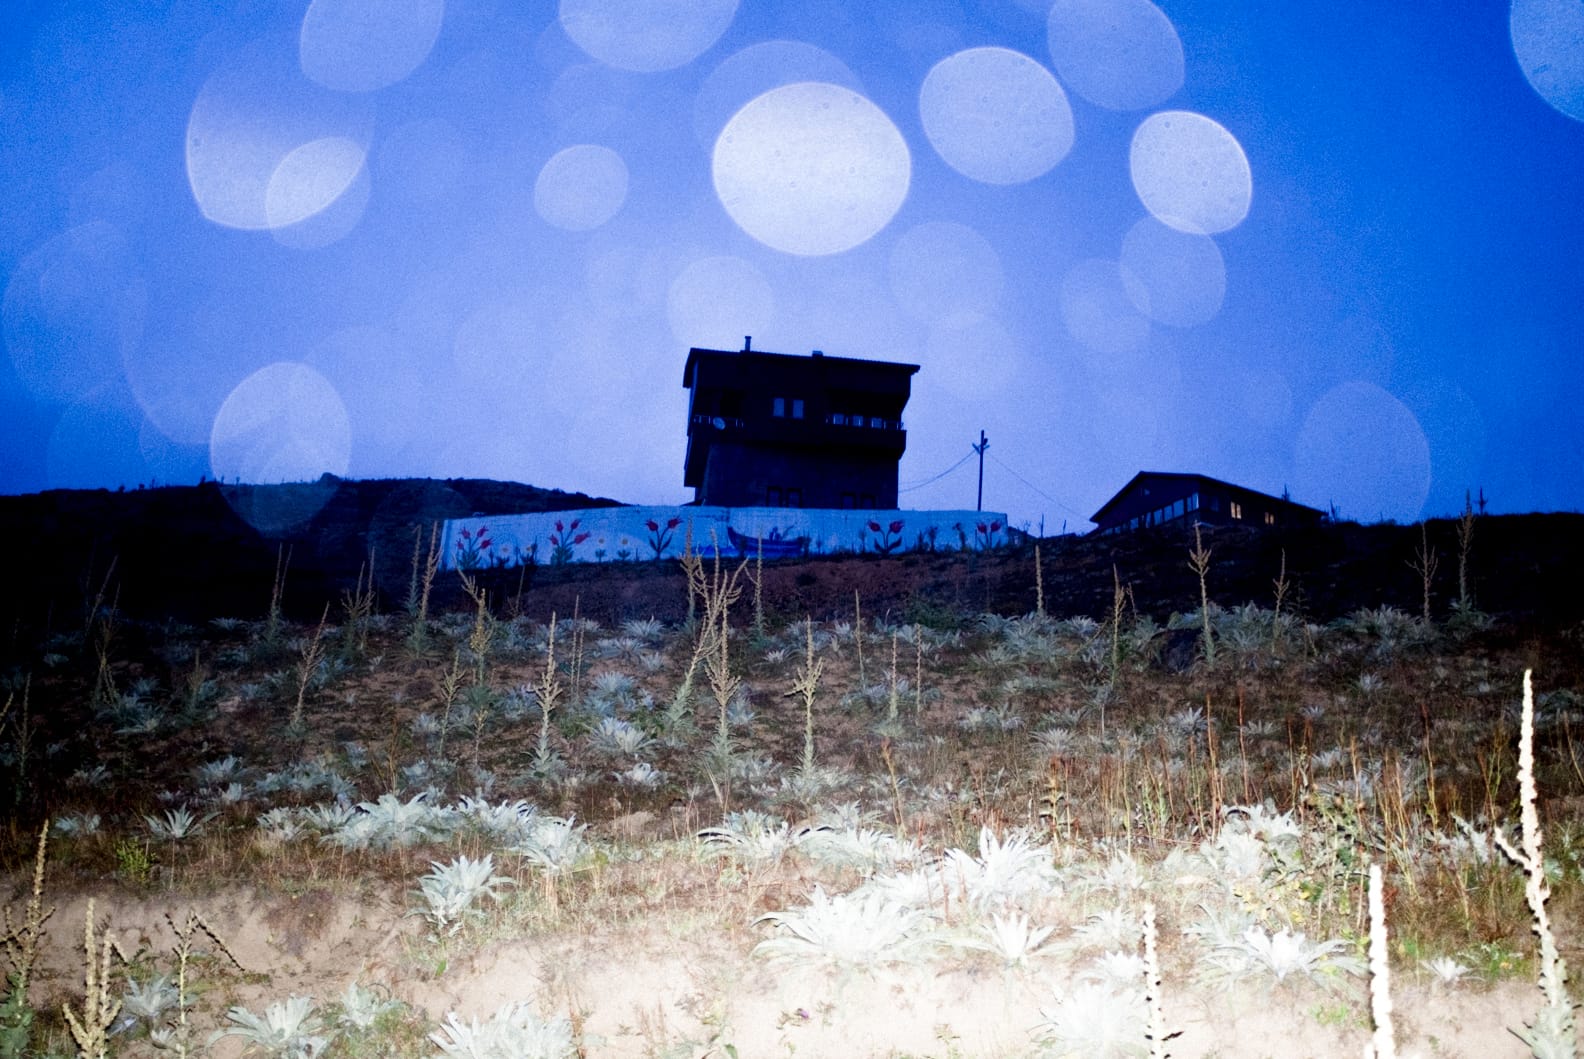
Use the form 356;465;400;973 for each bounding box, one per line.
439;506;1010;571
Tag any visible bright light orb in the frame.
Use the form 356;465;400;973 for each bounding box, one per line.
889;221;1004;326
713;82;911;257
559;0;738;73
919;46;1074;185
1059;257;1150;354
667;256;775;348
265;136;367;229
1129;110;1252;235
694;40;862;149
534;145;629;231
186;39;374;230
1119;215;1226;327
1294;381;1432;523
210;362;351;485
299;0;444;92
269;152;371;250
1047;0;1184;111
3;222;144;404
1510;0;1584;122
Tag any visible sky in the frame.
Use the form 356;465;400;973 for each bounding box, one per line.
2;0;1581;533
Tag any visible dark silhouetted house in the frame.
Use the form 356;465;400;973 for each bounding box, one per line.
682;339;919;508
1091;471;1325;536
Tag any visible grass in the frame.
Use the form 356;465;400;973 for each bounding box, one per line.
0;539;1580;1057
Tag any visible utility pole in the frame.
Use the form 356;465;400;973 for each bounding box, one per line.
973;429;989;511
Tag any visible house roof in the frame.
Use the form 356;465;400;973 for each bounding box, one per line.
682;345;919;388
1090;470;1324;523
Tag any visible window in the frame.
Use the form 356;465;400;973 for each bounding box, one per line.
860;493;875;507
785;488;802;508
870;416;884;429
792;398;804;419
1188;493;1200;511
1208;496;1221;512
1170;499;1184;519
773;397;786;417
1230;500;1243;519
841;492;856;508
766;486;783;506
1264;511;1276;526
831;413;846;426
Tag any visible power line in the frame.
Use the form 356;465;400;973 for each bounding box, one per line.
987;452;1090;523
900;448;976;492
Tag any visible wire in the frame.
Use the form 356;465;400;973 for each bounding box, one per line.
900;448;976;492
987;452;1090;523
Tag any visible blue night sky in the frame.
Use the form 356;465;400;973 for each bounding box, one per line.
3;0;1581;531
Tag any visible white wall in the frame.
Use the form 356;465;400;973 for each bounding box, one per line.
439;506;1011;570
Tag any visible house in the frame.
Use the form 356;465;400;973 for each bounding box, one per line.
1090;471;1325;536
682;338;919;509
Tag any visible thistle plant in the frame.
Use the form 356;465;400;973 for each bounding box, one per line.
1363;863;1398;1059
2;823;52;998
406;523;440;656
961;911;1055;968
332;982;403;1032
428;1002;574;1059
705;596;741;774
290;605;331;731
1188;523;1215;666
753;886;937;969
414;854;512;937
1493;669;1577;1059
62;900;121;1059
787;617;824;776
1036;982;1148;1058
531;614;564;779
145;807;215;842
215;996;330;1059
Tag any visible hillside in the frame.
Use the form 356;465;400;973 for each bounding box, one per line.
1;477;1580;641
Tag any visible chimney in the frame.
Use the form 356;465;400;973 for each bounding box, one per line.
812;349;823;357
743;335;751;352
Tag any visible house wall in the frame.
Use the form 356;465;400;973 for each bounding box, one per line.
684;349;915;509
1095;477;1322;535
698;442;900;508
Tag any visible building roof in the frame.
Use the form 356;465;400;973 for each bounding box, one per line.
1090;470;1324;524
682;344;919;388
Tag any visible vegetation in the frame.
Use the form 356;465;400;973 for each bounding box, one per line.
0;516;1580;1057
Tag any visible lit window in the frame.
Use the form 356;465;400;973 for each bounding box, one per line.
870;416;884;428
831;413;846;425
1264;511;1275;525
792;399;804;418
1171;499;1184;519
1230;501;1243;519
1188;493;1199;511
766;486;783;506
773;397;785;417
786;488;802;508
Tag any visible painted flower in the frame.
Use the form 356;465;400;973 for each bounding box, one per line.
645;519;659;532
868;520;882;532
888;520;904;534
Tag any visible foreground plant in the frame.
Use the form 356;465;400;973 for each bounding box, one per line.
754;886;937;970
1494;670;1578;1058
414;854;512;937
62;900;121;1059
429;1001;574;1059
215;995;330;1059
